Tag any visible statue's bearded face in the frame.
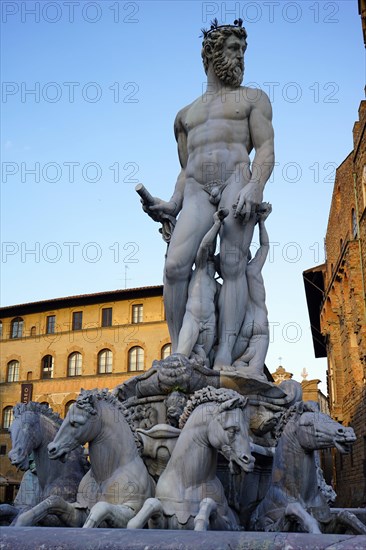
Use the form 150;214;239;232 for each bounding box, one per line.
213;35;246;87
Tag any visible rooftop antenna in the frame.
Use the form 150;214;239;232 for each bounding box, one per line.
124;264;131;289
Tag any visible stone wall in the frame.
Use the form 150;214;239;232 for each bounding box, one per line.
320;100;366;507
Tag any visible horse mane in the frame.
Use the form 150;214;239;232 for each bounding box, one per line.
274;400;319;441
179;386;247;429
13;401;62;427
76;388;141;451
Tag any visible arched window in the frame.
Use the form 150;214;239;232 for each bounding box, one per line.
352;208;358;238
64;400;76;415
98;349;112;374
11;317;23;339
68;352;82;377
161;344;172;359
3;407;14;429
41;355;54;379
30;326;36;337
7;360;19;382
128;346;144;372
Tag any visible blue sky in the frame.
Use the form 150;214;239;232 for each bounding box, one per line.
1;1;364;387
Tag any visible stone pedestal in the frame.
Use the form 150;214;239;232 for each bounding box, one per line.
1;527;365;550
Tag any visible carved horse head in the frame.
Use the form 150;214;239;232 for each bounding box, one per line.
8;402;61;470
47;388;137;465
47;389;101;462
180;387;255;475
208;395;255;474
281;401;356;454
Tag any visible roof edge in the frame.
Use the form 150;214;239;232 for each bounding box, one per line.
0;285;164;318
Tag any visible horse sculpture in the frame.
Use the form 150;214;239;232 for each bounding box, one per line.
2;402;87;526
250;400;366;534
127;386;255;530
14;389;154;528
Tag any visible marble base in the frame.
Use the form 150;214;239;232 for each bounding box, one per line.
1;527;365;550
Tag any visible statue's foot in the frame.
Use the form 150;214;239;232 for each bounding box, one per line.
213;347;236;372
238;367;267;380
232;360;249;369
232;362;267;380
213;363;236;372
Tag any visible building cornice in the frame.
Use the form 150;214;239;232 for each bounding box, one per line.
0;286;164;318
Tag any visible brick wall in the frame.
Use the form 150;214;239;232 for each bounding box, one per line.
320;100;366;507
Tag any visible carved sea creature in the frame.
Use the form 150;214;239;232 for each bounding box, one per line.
3;402;87;526
127;387;254;530
250;401;366;535
14;389;154;528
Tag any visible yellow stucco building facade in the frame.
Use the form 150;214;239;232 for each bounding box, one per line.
0;285;170;501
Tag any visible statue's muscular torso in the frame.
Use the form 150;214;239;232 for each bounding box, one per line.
178;87;257;186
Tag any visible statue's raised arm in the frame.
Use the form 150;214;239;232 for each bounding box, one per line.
135;183;177;243
136;106;189;237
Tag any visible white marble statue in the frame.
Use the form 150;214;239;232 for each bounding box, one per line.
232;202;272;378
140;19;275;371
176;208;228;364
127;387;254;530
14;389;154;529
250;401;366;535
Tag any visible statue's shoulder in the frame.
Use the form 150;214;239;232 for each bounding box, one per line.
175;100;196;121
240;86;271;106
174;100;196;135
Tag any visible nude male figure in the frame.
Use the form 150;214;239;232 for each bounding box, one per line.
232;203;272;378
142;20;274;370
176;208;229;365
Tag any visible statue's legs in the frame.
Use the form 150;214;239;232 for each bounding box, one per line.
127;498;164;529
328;510;366;535
83;502;135;528
214;182;256;370
194;497;217;530
194;498;236;531
13;495;86;527
235;341;256;364
247;332;269;376
164;186;215;350
198;319;217;361
231;316;251;362
285;502;322;534
176;311;200;356
233;332;269;379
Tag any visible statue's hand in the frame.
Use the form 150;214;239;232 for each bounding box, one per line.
233;183;263;222
257;202;272;222
141;198;177;222
214;208;229;223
